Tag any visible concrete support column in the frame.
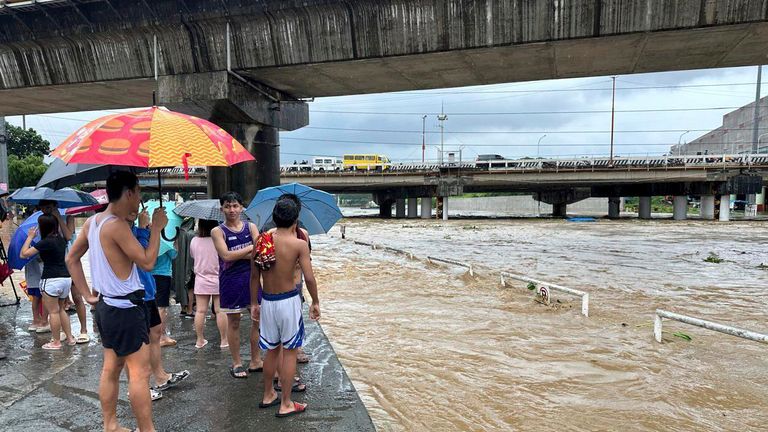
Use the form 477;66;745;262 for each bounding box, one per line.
673;196;688;220
379;201;393;219
442;197;449;220
700;195;715;220
608;197;621;219
719;195;730;222
0;117;7;192
395;199;406;218
420;198;432;219
638;196;652;219
208;124;279;200
407;197;418;218
552;203;567;218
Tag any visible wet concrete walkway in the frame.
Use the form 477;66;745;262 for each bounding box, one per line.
0;302;374;432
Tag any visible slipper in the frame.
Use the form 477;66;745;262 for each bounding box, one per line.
76;334;90;344
219;343;229;349
66;339;77;346
276;401;307;418
259;395;281;408
42;342;61;351
195;339;208;349
27;325;39;331
248;366;263;373
35;325;51;334
297;354;310;364
59;332;67;342
229;365;248;379
274;378;306;393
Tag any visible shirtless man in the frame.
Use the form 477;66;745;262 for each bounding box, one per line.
252;197;320;418
211;192;261;378
66;172;167;432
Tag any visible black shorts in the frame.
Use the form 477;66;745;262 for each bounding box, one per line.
94;299;150;357
145;299;162;328
153;275;172;307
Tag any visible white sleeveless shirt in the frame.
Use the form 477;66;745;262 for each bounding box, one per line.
87;214;142;308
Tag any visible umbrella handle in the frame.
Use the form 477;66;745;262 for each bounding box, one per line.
162;227;179;242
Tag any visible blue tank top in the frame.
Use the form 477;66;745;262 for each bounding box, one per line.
218;223;252;288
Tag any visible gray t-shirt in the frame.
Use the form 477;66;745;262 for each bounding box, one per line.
24;257;43;288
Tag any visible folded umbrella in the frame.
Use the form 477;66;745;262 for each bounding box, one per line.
8;187;99;209
244;183;342;235
36;159;149;189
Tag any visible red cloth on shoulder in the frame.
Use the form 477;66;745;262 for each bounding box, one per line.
254;232;276;271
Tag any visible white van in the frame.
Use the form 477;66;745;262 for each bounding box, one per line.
312;157;343;171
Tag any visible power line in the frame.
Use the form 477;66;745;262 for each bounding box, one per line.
312;106;740;115
280;137;698;147
382;82;761;95
299;126;752;134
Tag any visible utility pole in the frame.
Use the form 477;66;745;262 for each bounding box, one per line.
751;65;762;154
609;76;616;165
0;118;8;193
422;115;427;163
437;103;447;165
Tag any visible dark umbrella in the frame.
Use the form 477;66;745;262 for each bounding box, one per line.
173;199;225;222
8;187;99;208
36;159;149;189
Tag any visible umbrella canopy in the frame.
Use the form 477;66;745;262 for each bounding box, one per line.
66;189;108;215
50;106;255;169
142;200;182;256
173;199;225;222
36;159;150;189
8;187;99;209
8;209;67;270
244;183;343;235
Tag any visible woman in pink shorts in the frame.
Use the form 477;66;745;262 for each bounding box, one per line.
191;219;228;349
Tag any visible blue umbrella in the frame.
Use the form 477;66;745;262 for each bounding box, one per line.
244;183;342;235
8;186;98;209
142;200;182;256
8;209;67;270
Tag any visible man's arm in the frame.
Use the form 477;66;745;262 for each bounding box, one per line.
106;208;167;271
249;248;261;321
54;212;73;241
66;218;97;304
211;226;253;261
297;242;320;320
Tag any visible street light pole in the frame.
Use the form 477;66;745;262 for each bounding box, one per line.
677;130;690;156
610;76;616;165
537;134;547;158
758;132;768;153
751;65;762;154
421;115;427;163
437;105;447;165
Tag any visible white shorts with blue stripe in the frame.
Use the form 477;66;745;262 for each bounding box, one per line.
259;288;304;351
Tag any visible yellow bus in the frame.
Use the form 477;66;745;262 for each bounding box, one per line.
343;154;391;171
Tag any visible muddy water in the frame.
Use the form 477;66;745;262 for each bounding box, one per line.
312;216;768;431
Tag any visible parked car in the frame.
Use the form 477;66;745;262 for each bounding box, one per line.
476;154;505;161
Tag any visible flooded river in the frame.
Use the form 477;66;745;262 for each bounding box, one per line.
312;214;768;431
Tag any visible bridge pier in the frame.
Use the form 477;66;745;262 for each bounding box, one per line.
395;199;406;218
608;197;621;219
552;203;567;218
719;195;730;222
700;195;716;220
407;198;418;218
421;198;432;219
379;201;393;219
673;196;688;220
639;196;652;219
442;197;449;221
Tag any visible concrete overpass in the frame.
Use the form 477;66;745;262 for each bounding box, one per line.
2;0;768;198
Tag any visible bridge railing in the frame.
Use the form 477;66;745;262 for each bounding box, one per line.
500;272;590;317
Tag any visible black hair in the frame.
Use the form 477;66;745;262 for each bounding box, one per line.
220;191;244;206
197;219;218;237
272;198;299;228
38;199;58;208
278;194;302;212
106;171;139;203
38;214;59;239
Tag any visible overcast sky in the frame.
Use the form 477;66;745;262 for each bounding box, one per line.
5;65;765;164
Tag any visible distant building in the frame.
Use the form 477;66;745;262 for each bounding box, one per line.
670;95;768;155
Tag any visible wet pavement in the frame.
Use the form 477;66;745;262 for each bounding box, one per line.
0;303;374;432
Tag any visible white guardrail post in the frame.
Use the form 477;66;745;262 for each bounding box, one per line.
427;256;474;276
654;309;768;344
500;272;589;317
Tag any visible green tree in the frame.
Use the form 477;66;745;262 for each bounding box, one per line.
5;122;51;158
8;154;48;189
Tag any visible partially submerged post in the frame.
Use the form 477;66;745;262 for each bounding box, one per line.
500;272;589;317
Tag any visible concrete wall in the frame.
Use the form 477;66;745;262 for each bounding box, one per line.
450;195;614;216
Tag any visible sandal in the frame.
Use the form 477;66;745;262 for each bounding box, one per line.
195;339;208;349
259;394;281;408
156;370;190;390
274;377;306;393
76;333;90;344
229;365;248;379
276;401;307;418
42;342;61;351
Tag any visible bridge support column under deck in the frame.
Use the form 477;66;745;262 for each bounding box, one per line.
395;199;406;218
719;195;730;222
700;195;715;220
407;198;418;218
673;196;688;220
421;198;432;219
442;197;449;221
608;197;621;219
552;203;567;218
379;201;393;219
639;196;652;219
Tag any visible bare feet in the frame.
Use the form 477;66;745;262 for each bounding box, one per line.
159;337;177;347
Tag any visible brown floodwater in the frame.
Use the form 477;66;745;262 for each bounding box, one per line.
311;216;768;431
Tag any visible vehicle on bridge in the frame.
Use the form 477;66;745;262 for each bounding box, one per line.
343;154;391;171
313;156;344;171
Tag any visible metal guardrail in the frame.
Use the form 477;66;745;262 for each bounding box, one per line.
654;309;768;344
426;256;474;276
500;272;589;317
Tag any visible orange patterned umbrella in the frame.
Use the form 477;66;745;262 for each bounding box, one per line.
51;107;254;170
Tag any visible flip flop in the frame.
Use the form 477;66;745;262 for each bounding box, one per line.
259;395;281;408
66;339;77;346
42;342;61;351
276;401;307;418
219;343;229;349
76;334;90;344
248;366;263;373
229;365;248;379
274;378;306;393
195;339;209;349
297;354;310;364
